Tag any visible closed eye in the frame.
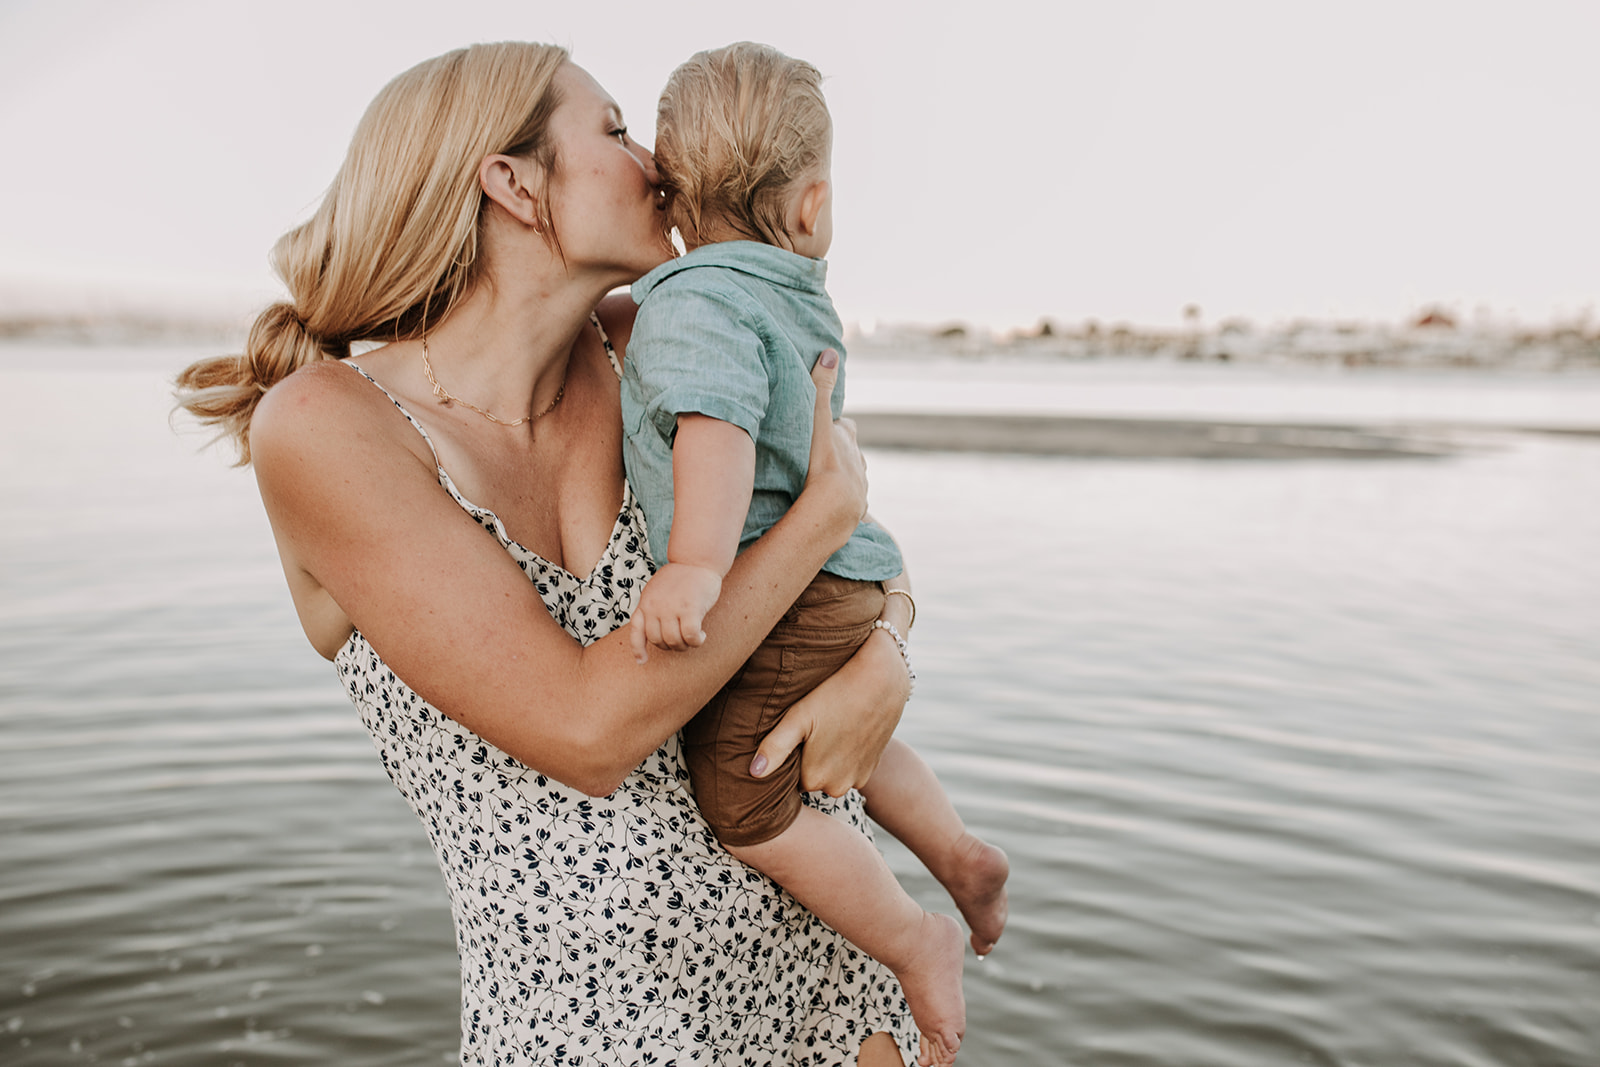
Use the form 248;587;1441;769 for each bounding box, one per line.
610;126;629;143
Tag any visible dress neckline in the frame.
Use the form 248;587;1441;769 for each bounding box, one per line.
342;311;632;586
445;470;636;587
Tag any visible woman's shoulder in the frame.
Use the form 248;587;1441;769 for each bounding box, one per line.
253;357;361;441
250;355;430;475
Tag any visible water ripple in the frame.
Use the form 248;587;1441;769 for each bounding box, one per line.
4;364;1598;1065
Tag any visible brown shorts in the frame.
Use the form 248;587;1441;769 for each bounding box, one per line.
682;572;886;847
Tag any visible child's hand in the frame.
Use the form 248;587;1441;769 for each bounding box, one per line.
629;562;724;663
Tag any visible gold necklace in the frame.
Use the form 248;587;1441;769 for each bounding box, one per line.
420;336;565;428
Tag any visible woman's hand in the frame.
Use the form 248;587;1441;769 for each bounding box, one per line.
752;623;910;795
751;355;909;795
797;349;869;540
748;349;899;795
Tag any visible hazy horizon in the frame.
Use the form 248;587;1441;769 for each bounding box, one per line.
2;0;1596;332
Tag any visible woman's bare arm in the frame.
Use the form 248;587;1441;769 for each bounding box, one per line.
250;350;864;797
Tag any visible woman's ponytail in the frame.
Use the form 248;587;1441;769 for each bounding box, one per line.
174;297;345;465
174;40;570;465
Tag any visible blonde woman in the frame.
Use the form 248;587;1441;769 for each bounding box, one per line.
178;43;918;1066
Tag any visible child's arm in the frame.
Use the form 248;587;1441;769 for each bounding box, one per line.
629;414;756;662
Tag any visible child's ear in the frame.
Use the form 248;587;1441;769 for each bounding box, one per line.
796;179;830;236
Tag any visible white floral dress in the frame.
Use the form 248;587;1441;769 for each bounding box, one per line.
333;320;916;1066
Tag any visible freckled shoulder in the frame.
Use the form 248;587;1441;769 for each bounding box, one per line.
250;356;435;477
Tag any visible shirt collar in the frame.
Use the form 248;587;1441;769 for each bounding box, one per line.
632;240;829;302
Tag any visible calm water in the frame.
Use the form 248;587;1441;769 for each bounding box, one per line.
2;345;1598;1066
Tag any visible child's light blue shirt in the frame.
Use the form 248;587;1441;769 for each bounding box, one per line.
622;240;902;582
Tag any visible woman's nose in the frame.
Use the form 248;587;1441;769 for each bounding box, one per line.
633;140;660;185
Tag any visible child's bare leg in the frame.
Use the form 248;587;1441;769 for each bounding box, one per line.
856;1031;907;1067
730;806;965;1065
860;739;1010;956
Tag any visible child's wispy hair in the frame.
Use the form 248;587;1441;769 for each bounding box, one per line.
655;42;831;250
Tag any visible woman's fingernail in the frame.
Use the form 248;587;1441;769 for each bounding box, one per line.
819;348;838;369
750;754;768;777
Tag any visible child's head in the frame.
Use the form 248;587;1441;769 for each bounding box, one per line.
655;42;833;256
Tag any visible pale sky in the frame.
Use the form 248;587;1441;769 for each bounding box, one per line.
1;0;1595;330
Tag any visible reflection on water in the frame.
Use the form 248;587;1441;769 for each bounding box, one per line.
1;347;1597;1066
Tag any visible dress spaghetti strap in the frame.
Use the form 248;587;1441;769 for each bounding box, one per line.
590;310;623;380
344;361;444;471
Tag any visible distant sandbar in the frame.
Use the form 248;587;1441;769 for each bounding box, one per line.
848;412;1594;459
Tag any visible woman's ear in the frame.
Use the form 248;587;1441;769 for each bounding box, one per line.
795;178;830;237
479;154;546;231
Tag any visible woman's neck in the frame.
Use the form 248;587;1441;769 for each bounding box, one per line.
421;273;609;421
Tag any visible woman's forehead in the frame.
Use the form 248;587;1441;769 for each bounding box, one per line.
555;63;620;115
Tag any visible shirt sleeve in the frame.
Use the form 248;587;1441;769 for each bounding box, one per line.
629;279;770;445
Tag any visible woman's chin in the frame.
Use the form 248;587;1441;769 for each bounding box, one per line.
636;241;677;274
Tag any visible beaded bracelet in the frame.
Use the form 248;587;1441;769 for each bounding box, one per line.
872;619;916;696
883;588;917;630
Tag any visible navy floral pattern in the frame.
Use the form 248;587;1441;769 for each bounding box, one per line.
334;350;915;1066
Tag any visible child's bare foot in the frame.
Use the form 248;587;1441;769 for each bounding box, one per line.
897;912;965;1067
919;1031;956;1067
947;833;1009;957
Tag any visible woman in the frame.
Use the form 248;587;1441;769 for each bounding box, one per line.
176;42;919;1066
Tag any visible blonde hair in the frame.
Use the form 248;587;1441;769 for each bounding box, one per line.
655;42;831;250
175;41;570;464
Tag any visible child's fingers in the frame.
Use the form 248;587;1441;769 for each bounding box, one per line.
645;614;667;653
682;608;708;648
629;614;649;664
659;615;688;651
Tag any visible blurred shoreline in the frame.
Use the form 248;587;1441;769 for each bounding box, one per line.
848;311;1600;373
2;292;1598;372
7;301;1599;460
0;311;244;347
